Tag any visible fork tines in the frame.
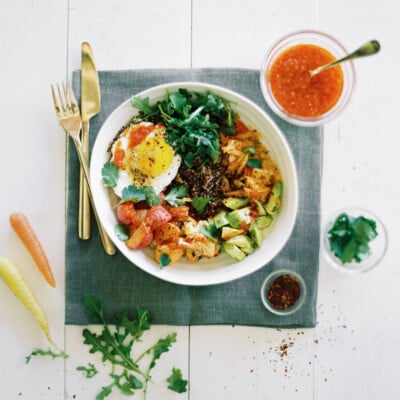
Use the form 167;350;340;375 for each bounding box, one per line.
51;81;78;117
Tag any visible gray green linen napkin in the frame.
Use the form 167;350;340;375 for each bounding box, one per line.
66;68;322;328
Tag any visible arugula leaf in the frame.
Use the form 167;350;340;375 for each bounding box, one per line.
192;196;212;214
165;185;188;206
25;348;69;364
131;89;236;166
327;213;378;264
76;363;99;378
167;367;188;393
81;295;183;400
102;161;119;188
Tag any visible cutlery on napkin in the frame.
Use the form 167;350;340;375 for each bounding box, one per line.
79;42;100;240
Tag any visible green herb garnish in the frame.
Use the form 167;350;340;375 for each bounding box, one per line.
131;89;236;167
247;157;262;168
115;223;130;241
25;348;69;364
158;253;171;268
192;196;212;214
165;185;188;206
327;212;378;264
76;362;99;378
102;161;120;188
167;367;188;393
121;185;160;206
81;295;186;399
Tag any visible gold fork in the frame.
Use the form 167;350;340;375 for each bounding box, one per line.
51;81;116;255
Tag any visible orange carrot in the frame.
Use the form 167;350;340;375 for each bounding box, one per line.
9;212;56;287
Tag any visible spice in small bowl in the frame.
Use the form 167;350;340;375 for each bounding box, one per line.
260;269;306;316
323;207;388;273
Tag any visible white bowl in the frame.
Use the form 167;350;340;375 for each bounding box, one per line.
90;82;298;286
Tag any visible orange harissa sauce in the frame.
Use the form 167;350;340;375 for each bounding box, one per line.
268;44;344;117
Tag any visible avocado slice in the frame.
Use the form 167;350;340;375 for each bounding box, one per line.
213;210;230;228
265;182;283;215
226;234;255;254
253;199;266;216
253;215;273;229
249;224;263;248
226;207;253;229
223;197;249;210
221;226;244;240
221;242;247;261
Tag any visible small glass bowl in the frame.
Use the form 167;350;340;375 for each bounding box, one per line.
322;207;388;274
260;30;356;127
260;269;307;316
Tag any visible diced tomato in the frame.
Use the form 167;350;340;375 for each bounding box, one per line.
129;124;153;148
234;118;249;134
117;202;136;225
113;141;125;169
126;223;153;249
144;206;172;231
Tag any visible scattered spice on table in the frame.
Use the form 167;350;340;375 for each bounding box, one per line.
267;274;301;310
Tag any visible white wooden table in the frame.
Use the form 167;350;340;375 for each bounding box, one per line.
0;0;398;398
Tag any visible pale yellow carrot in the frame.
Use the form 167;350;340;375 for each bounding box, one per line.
9;212;56;287
0;256;58;348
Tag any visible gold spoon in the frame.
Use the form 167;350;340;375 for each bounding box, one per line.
309;40;381;78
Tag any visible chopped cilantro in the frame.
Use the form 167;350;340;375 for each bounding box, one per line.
102;161;119;188
115;223;129;241
243;146;256;155
247;158;262;168
158;253;171;268
327;212;378;264
121;185;160;206
192;196;212;215
165;185;188;206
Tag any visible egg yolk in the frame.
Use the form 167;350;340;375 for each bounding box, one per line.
134;136;174;177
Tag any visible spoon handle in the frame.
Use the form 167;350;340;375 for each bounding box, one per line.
310;40;380;77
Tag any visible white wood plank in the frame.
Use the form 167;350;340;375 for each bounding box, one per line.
0;0;68;399
65;325;189;400
190;326;315;399
192;0;317;69
316;0;400;398
67;0;192;71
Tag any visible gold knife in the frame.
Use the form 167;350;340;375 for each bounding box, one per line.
79;42;115;255
79;42;100;240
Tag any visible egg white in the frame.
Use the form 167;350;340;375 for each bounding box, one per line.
110;122;181;198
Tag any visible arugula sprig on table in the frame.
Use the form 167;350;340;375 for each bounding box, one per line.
81;295;187;399
131;88;236;168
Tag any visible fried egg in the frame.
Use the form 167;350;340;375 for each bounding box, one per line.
110;122;181;197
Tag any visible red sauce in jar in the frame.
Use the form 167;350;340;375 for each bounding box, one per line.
268;44;344;117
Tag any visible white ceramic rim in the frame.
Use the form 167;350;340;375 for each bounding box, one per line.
90;82;299;286
260;29;356;127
